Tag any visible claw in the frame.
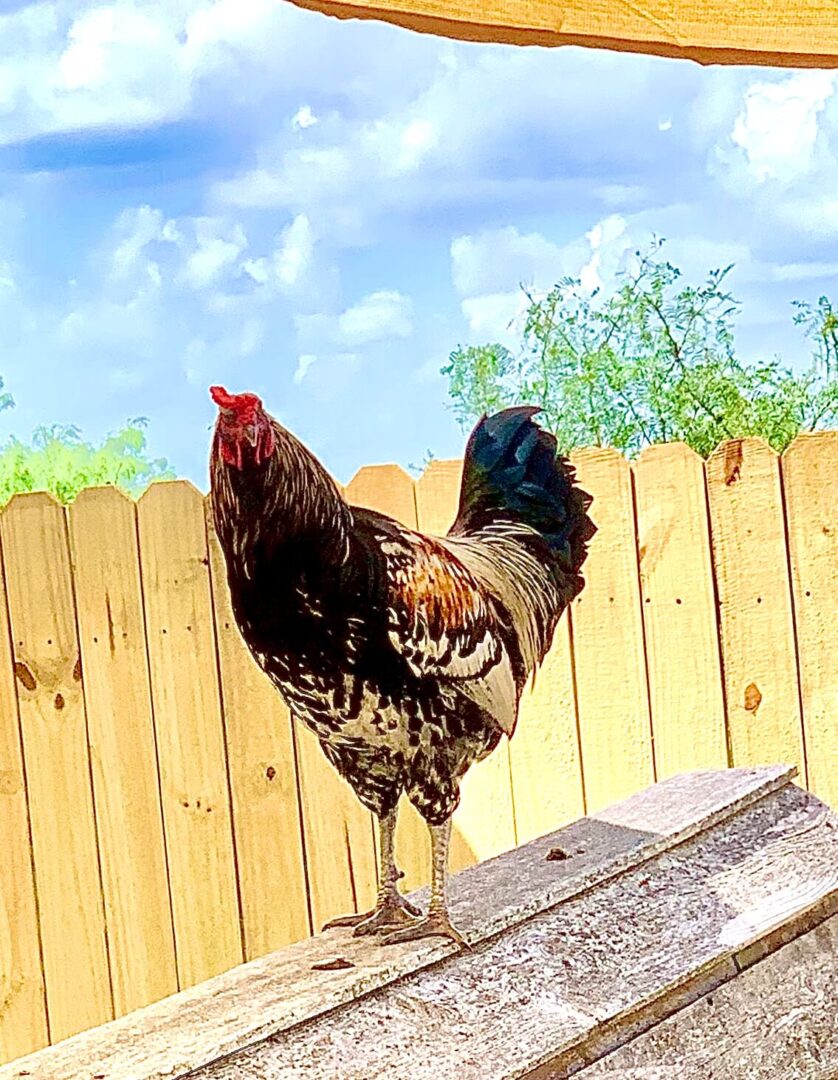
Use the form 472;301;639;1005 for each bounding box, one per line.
381;910;468;949
323;894;422;935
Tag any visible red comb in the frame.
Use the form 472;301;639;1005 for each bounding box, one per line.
210;385;238;409
210;385;263;417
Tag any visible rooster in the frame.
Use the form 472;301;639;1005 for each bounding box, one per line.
209;386;594;946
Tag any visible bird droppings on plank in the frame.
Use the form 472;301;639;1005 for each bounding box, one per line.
546;846;572;861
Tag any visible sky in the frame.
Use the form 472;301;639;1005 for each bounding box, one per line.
0;1;837;489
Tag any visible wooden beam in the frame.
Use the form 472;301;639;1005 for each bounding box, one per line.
0;765;811;1080
577;914;838;1079
192;780;836;1080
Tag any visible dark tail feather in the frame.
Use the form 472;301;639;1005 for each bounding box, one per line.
450;407;596;590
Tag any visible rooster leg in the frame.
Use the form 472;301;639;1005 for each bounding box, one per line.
381;817;467;948
322;807;421;935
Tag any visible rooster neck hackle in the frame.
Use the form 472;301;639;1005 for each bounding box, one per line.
211;418;352;572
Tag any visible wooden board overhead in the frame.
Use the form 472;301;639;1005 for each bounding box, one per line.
285;0;838;68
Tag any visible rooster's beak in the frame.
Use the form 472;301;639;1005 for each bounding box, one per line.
243;425;258;447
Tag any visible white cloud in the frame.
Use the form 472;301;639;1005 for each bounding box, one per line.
771;260;838;282
336;290;413;346
293;353;317;383
275;214;314;288
110;205;169;280
178;218;248;290
292;105;318;130
724;71;837;185
450;226;567;298
460;291;527;345
579;215;629;292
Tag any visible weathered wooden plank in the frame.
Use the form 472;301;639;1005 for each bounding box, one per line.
706;439;806;778
578;914;838;1079
633;444;728;778
0;493;112;1043
345;465;431;892
137;482;242;989
0;529;47;1063
509;609;583;844
782;432;838;808
415;457;516;869
68;487;178;1017
198;781;838;1080
204;497;310;960
570;448;655;810
0;766;798;1080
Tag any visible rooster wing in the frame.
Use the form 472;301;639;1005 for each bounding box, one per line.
378;527;519;737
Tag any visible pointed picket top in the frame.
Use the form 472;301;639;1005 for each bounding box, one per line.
138;477;205;508
570;445;629;469
415;458;463;535
71;484;137;508
706;435;777;477
2;489;64;515
635;439;704;469
782;428;838;465
346;464;417;527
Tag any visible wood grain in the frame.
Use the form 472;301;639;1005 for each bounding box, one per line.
580;915;838;1079
137;482;242;989
0;526;47;1061
68;487;178;1017
283;0;838;68
204;497;310;960
633;443;728;778
509;608;583;843
706;439;806;777
570;447;655;810
0;493;112;1042
414;458;516;870
198;780;837;1080
782;432;838;809
345;464;431;891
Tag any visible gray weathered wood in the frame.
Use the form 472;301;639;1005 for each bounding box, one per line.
0;766;810;1080
191;783;838;1080
576;914;838;1079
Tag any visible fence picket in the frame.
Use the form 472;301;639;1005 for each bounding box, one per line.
633;444;728;778
68;487;178;1016
137;482;242;989
205;497;311;959
706;440;806;776
570;448;655;810
508;609;582;843
0;494;112;1041
782;432;838;806
0;528;47;1060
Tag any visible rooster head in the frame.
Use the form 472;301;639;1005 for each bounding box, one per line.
210;385;276;469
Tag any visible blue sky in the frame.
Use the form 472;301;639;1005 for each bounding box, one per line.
0;1;837;488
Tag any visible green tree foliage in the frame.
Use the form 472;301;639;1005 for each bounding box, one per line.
0;388;174;506
443;241;838;457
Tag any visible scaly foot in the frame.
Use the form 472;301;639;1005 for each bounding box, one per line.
323;893;422;935
381;909;468;949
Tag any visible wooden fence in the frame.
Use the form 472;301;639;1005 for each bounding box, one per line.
0;434;835;1064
